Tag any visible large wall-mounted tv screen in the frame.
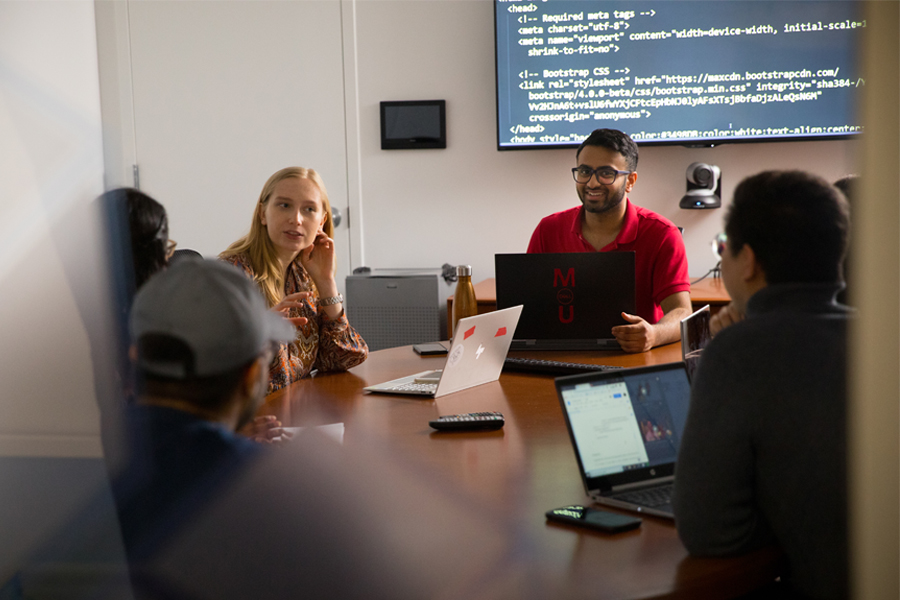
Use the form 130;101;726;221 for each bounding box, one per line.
495;1;865;149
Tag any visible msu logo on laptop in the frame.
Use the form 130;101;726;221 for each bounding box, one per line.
495;253;635;350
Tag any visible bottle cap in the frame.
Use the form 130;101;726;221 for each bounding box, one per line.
456;265;473;277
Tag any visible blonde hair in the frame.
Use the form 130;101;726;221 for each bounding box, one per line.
221;167;334;307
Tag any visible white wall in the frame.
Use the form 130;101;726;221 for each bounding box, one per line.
96;0;355;286
0;1;106;457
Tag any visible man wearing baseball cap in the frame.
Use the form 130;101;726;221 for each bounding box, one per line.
112;257;295;563
109;259;550;600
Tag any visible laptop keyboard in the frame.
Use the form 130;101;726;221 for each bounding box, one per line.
385;382;438;393
503;357;623;376
610;484;673;508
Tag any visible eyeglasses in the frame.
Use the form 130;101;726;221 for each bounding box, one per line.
712;232;728;259
572;166;632;185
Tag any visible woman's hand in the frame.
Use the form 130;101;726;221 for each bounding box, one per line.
271;291;311;327
299;230;337;289
299;230;343;319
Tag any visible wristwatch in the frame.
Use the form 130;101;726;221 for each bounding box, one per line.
318;293;343;307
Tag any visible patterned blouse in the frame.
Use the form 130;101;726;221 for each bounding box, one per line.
222;253;368;394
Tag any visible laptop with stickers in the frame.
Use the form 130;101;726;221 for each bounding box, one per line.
495;253;635;350
364;305;523;398
554;362;692;519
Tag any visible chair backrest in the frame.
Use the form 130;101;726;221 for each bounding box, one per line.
170;249;203;264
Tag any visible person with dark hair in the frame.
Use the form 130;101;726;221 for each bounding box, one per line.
673;170;852;600
113;258;296;565
709;172;854;335
96;188;175;422
115;188;173;290
97;187;173;312
112;186;210;287
527;128;691;352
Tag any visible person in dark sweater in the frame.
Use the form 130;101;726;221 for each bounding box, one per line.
673;171;852;600
112;258;520;600
113;258;295;567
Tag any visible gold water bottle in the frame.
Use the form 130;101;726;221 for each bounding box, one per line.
451;265;477;338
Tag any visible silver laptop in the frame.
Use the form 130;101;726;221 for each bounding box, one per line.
554;363;692;519
680;304;711;382
364;305;523;398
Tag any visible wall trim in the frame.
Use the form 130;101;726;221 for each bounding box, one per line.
341;0;365;270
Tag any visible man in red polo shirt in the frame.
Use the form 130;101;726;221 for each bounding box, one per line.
527;128;691;352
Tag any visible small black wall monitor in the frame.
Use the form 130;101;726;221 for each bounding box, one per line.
380;100;446;150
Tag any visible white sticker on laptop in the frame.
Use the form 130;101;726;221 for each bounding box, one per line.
447;344;464;369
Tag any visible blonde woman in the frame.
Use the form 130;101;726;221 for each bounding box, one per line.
221;167;367;393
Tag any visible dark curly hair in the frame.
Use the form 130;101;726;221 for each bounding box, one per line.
576;128;639;171
101;188;169;290
725;171;849;285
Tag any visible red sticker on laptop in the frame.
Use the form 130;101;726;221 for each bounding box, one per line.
495;327;507;337
463;326;476;340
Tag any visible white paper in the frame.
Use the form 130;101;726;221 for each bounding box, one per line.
278;422;344;444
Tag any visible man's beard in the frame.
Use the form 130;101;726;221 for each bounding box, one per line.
579;183;626;214
235;378;265;432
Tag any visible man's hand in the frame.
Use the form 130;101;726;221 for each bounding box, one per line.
238;415;291;444
612;292;692;353
710;302;744;336
612;312;656;353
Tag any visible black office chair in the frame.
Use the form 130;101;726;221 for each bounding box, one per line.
169;248;202;265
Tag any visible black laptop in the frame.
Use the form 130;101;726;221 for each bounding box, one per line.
495;253;635;350
555;362;692;519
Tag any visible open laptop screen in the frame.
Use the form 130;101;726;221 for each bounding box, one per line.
495;252;635;346
681;304;712;382
556;363;691;488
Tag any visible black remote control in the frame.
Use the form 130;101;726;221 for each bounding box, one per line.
429;412;505;432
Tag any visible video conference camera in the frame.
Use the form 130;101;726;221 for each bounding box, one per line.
679;163;722;209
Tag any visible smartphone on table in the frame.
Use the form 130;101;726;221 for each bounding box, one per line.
545;505;642;533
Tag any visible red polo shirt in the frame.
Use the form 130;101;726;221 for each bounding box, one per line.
527;200;690;324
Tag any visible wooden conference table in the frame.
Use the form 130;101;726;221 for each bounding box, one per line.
260;342;782;599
